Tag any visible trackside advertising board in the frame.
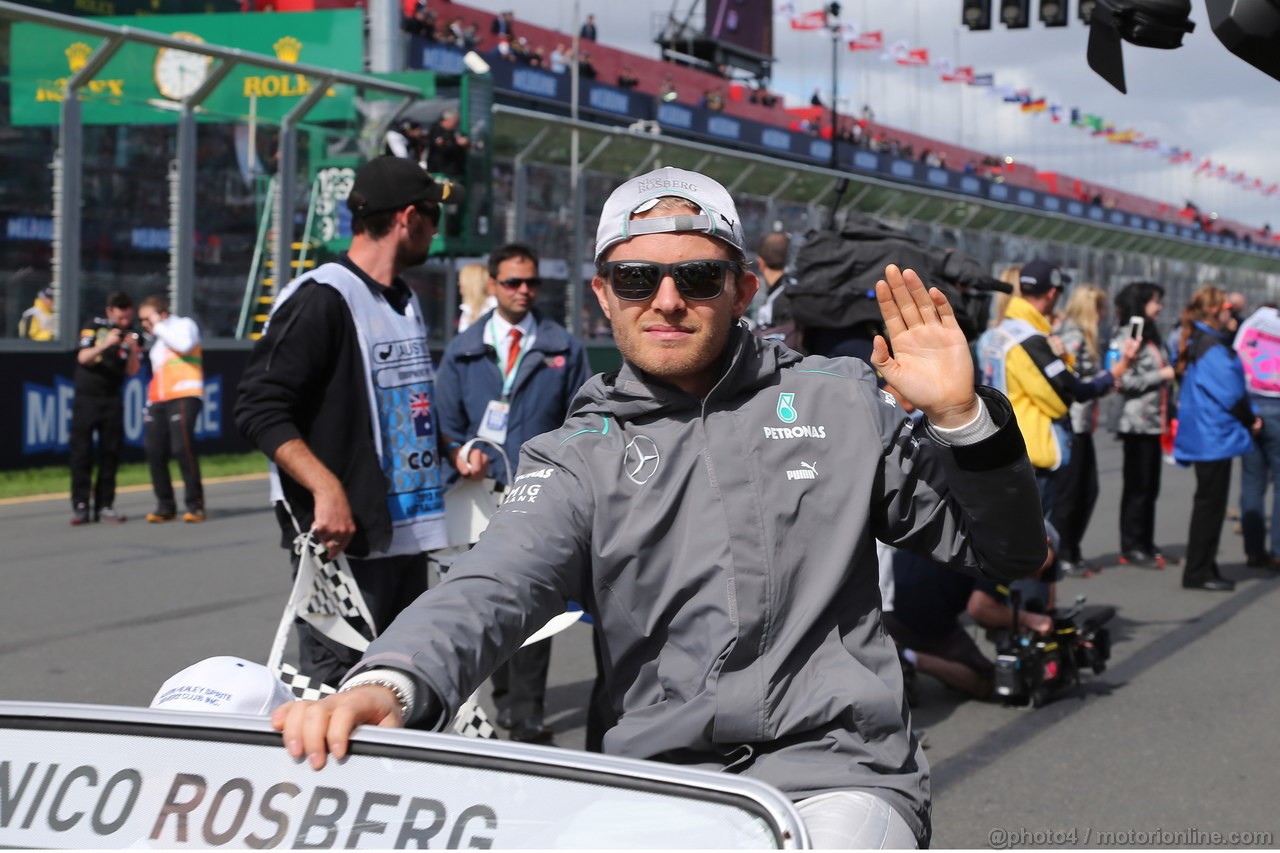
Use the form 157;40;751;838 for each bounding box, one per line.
0;703;806;849
9;10;362;126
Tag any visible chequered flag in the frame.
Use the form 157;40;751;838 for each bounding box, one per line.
276;662;338;702
452;694;498;739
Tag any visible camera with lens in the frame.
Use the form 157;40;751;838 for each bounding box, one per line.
1087;0;1280;93
993;591;1115;707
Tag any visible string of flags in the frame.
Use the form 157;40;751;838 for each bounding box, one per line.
772;2;1279;198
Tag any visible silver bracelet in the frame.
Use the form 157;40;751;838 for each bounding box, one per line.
340;678;411;722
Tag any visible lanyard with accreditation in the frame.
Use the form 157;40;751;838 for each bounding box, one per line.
476;317;529;446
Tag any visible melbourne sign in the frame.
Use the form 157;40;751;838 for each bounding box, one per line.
10;10;362;126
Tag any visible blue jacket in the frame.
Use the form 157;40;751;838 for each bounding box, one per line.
435;309;592;485
1173;323;1255;463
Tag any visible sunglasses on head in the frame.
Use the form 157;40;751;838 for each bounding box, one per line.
496;276;542;290
412;201;441;226
598;259;741;302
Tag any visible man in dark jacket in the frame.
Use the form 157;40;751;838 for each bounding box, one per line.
424;110;469;178
435;242;591;742
70;291;141;525
273;167;1046;847
234;156;471;688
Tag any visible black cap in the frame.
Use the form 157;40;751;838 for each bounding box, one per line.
346;156;463;216
1019;259;1071;294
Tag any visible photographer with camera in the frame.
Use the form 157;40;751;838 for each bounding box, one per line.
887;534;1057;701
69;291;141;526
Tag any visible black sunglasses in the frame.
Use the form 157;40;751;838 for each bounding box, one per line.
496;276;543;289
599;259;742;302
412;201;441;226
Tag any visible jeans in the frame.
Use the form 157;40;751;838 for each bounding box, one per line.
1240;397;1280;557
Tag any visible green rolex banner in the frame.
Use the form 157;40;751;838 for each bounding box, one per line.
9;9;363;126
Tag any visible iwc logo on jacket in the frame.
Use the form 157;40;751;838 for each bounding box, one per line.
623;435;661;485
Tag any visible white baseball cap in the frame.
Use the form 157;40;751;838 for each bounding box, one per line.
594;166;746;263
150;656;294;716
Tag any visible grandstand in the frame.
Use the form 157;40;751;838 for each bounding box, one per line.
2;0;1278;355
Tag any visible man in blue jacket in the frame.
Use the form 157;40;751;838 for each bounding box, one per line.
435;242;591;742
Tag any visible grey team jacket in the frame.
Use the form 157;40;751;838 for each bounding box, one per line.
349;328;1047;845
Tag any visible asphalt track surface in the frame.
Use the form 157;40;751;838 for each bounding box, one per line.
3;433;1279;847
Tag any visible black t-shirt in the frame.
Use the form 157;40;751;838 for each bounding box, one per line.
74;317;134;397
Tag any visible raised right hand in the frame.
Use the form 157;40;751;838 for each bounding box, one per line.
271;685;404;770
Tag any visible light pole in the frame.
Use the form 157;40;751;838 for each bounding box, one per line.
568;0;582;336
826;2;841;170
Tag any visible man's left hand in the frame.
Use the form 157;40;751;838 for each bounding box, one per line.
870;264;980;429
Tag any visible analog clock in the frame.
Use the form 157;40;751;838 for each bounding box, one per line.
154;32;212;101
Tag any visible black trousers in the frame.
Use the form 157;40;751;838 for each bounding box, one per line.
1053;431;1100;563
490;637;552;726
1184;459;1233;585
1119;433;1163;554
69;393;124;511
295;551;430;689
144;397;204;513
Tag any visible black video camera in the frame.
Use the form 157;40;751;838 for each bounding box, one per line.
993;591;1115;707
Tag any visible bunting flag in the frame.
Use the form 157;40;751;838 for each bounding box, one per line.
881;39;910;62
790;9;827;30
774;0;798;18
897;47;929;66
848;30;883;50
781;18;1276;207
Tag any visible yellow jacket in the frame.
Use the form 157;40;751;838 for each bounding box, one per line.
984;297;1071;470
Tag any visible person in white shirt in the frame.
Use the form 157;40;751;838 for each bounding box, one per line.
138;295;206;523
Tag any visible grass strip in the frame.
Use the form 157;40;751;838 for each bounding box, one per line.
0;452;267;500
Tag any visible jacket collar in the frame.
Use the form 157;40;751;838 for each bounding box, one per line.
451;309;573;358
1005;296;1052;334
583;324;803;422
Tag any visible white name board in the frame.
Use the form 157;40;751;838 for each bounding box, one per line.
0;713;799;849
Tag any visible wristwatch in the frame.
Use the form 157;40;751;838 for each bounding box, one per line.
339;676;412;722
